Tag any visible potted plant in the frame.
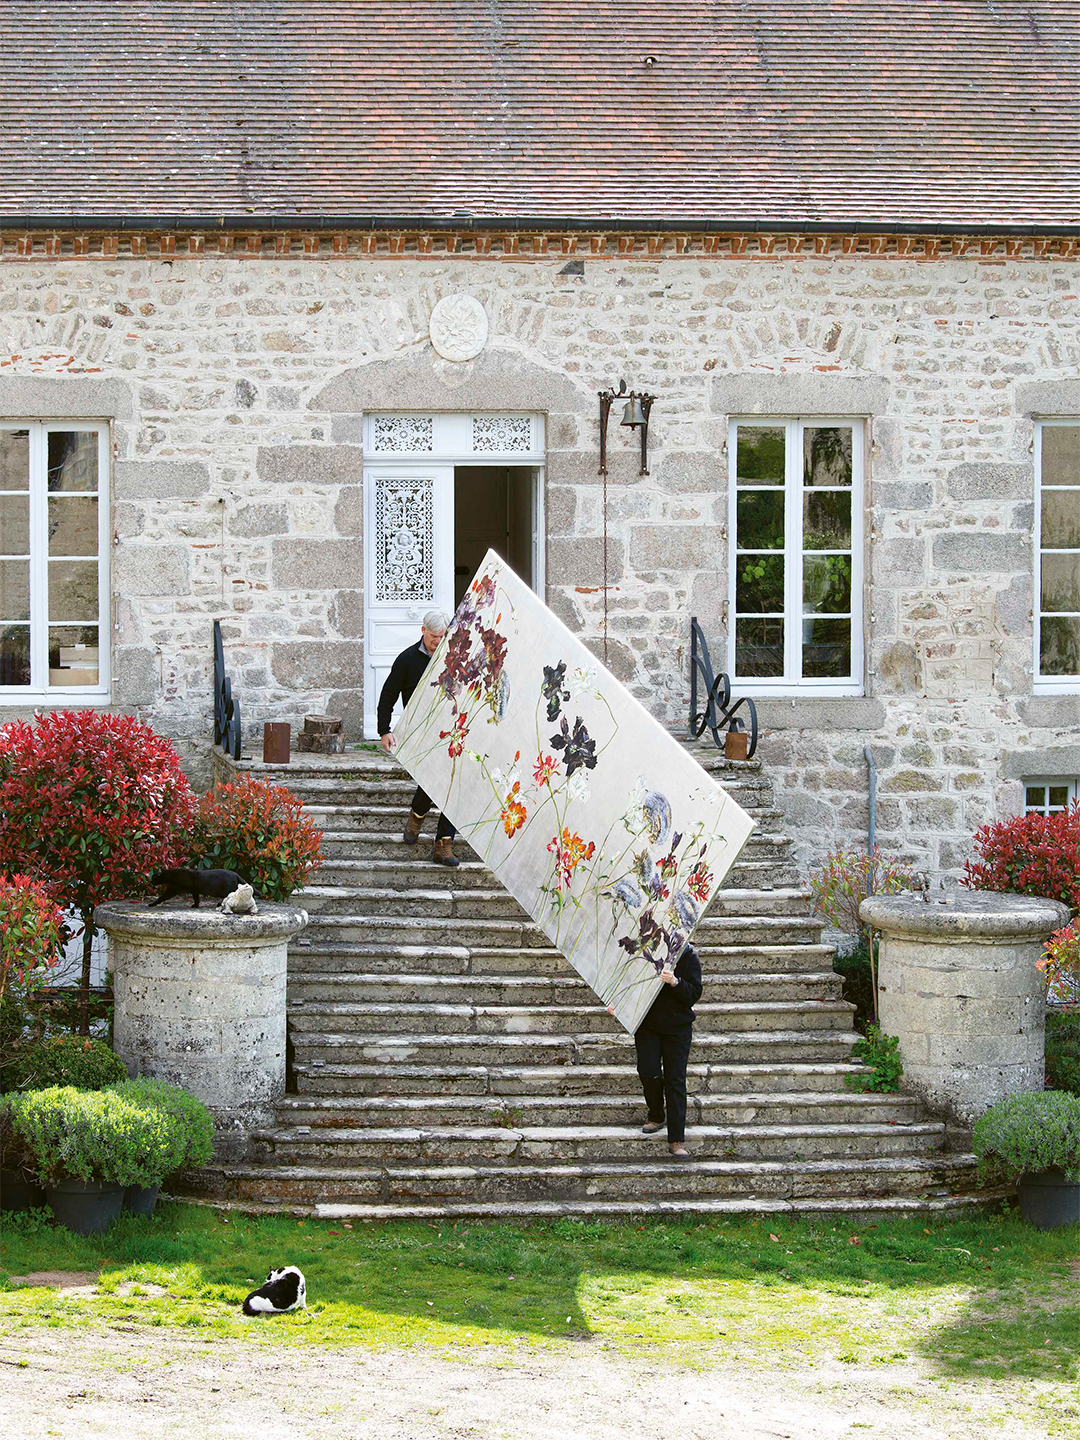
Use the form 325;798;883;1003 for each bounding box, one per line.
5;1085;177;1234
972;1090;1080;1229
108;1077;215;1214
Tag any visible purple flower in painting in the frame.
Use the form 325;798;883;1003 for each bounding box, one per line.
671;890;698;931
541;661;570;722
641;792;672;847
618;909;665;963
549;715;597;777
636;850;669;902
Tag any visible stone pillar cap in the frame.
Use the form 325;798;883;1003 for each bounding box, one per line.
94;899;309;943
860;890;1070;940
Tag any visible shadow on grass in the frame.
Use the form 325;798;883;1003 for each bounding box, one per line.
1;1203;1076;1378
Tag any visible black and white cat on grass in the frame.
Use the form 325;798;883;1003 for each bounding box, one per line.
242;1267;307;1316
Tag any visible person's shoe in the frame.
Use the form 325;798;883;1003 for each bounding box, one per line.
403;810;423;844
433;836;460;867
668;1143;690;1159
642;1120;665;1135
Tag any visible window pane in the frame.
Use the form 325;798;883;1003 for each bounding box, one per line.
736;490;784;550
736;426;785;484
803;427;852;487
802;618;851;678
1041;489;1080;549
803;555;852;614
49;560;98;622
48;625;99;687
47;431;98;493
736;618;784;677
0;495;29;554
0;430;29;491
0;624;30;684
0;560;29;620
804;490;851;549
1041;554;1080;612
1041;616;1080;675
1025;786;1047;811
1042;426;1080;487
735;553;784;612
48;496;98;556
1048;785;1069;808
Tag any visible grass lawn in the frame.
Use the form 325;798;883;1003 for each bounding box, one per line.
1;1202;1077;1385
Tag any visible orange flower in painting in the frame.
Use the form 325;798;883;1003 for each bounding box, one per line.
533;753;559;787
546;827;596;889
500;780;527;837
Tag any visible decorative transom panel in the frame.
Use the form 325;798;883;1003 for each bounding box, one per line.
372;415;435;454
471;415;533;453
375;478;434;601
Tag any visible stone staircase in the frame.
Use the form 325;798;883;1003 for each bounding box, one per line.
198;743;993;1220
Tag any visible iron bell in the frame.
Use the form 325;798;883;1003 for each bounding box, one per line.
620;397;646;428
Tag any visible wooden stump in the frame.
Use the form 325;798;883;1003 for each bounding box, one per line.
295;715;347;754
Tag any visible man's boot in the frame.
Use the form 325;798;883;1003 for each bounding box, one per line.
433;835;460;867
403;809;423;845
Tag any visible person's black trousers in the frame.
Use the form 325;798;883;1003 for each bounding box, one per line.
410;784;457;840
634;1025;692;1142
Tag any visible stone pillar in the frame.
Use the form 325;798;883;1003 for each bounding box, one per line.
95;901;308;1156
859;891;1069;1125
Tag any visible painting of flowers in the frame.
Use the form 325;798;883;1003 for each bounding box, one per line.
393;549;755;1033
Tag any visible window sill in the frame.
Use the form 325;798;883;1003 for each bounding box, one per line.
0;690;111;707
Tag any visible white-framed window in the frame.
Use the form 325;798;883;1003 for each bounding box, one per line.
1035;420;1080;690
727;417;864;694
0;422;110;701
1023;777;1080;816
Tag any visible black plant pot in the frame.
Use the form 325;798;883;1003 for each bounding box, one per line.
1;1167;46;1212
45;1178;125;1236
1018;1168;1080;1230
123;1183;161;1216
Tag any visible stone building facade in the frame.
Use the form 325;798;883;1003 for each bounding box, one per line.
0;230;1077;873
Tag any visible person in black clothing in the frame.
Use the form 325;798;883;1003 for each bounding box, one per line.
378;609;459;867
633;944;702;1158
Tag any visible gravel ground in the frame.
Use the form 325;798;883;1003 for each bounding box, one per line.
0;1320;1064;1440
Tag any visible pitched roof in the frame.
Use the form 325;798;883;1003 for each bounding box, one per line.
3;0;1077;231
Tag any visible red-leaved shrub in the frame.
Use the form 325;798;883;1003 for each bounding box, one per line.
0;875;65;1007
963;804;1080;913
192;775;322;901
0;710;196;1030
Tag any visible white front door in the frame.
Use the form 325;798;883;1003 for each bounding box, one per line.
363;463;455;737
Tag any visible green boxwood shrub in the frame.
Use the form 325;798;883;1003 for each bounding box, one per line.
6;1033;127;1092
1046;1010;1080;1095
108;1076;214;1170
972;1090;1080;1183
6;1085;177;1187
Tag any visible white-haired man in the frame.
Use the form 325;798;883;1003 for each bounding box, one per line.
378;609;459;867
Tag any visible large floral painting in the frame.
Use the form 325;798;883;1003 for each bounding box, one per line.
393;550;755;1033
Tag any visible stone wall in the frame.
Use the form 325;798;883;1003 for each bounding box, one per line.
0;242;1076;869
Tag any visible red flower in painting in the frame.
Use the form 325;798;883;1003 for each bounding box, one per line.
546;827;596;890
471;574;496;608
533;754;559;787
439;711;470;759
687;861;713;904
500;781;527;838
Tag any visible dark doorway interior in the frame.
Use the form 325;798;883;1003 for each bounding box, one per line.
454;465;535;604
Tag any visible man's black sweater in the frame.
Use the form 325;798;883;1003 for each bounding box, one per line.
638;945;702;1034
377;640;432;736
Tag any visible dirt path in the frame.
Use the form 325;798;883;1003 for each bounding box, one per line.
0;1323;1063;1440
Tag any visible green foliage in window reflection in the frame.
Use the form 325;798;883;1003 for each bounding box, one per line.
803;554;852;614
736;426;785;482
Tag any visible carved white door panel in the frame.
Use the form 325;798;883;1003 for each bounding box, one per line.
363;465;454;737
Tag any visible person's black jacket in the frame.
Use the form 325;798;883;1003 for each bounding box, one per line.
377;640;432;735
638;945;702;1034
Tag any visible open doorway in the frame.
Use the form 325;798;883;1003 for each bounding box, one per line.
454;465;540;603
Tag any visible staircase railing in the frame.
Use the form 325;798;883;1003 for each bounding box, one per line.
688;616;758;758
213;619;242;760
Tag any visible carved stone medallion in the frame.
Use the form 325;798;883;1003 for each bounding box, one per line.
429;294;489;362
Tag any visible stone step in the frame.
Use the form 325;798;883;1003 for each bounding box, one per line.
287;998;854;1037
287;941;838;978
302;803;788;835
289;1028;862;1068
287;969;845;1008
291;1059;864;1098
311;855;800;893
250;1119;947;1166
274;1089;919;1130
295;912;826;949
295;884;814;922
217;1151;980;1209
227;747;766;780
315;828;796;864
289;774;777;810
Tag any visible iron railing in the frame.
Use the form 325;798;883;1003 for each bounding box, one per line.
688;616;758;758
213;619;242;760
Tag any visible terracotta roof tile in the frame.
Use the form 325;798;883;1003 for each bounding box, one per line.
1;0;1076;229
